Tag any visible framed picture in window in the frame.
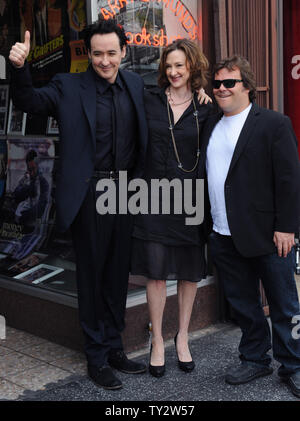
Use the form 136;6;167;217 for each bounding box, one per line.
0;110;7;135
0;85;9;108
46;116;59;135
7;100;27;135
0;85;9;135
14;264;64;284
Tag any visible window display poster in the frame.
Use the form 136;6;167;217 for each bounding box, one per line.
20;0;69;86
283;0;300;158
7;1;88;86
0;138;55;260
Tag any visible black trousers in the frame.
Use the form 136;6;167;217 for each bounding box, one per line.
71;178;133;366
209;231;300;376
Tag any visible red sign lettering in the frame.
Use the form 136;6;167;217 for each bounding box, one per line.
100;0;199;43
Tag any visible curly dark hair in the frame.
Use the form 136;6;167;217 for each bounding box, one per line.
158;38;209;91
213;55;257;102
84;17;128;51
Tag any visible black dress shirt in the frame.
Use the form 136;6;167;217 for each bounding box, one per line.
93;69;137;172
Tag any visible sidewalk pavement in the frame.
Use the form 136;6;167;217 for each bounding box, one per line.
0;320;299;402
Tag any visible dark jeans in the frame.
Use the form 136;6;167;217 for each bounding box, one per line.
209;231;300;376
71;179;133;367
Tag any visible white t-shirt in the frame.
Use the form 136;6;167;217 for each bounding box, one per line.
206;104;252;235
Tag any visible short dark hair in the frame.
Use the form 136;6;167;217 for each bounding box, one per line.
158;38;209;91
213;55;257;102
84;17;128;51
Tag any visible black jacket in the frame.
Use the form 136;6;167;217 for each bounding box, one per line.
199;102;300;257
10;63;148;232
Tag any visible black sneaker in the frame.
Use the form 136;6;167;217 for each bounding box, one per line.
281;371;300;398
88;364;123;390
225;362;273;385
108;349;147;374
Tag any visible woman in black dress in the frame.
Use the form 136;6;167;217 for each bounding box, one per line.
131;39;211;377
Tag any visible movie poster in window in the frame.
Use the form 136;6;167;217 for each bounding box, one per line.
17;0;88;86
68;0;88;73
14;2;87;133
0;138;55;260
20;0;70;86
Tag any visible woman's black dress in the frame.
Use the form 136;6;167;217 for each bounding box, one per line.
131;87;211;282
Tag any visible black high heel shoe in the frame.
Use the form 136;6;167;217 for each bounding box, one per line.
174;333;195;373
149;344;165;378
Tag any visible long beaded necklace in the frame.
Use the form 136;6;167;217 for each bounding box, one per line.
166;87;193;106
166;93;200;173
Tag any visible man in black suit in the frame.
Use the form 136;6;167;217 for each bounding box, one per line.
9;19;147;390
202;56;300;398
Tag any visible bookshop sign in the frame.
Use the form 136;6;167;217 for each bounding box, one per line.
94;0;200;45
99;0;199;42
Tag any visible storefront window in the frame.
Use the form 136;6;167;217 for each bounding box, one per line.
94;0;201;86
0;0;88;298
0;0;203;300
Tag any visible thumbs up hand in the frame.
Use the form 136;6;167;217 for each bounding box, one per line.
9;31;31;68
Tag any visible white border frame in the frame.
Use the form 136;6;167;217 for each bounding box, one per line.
14;264;64;284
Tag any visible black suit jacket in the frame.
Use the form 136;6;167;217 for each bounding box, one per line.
199;102;300;257
10;63;148;232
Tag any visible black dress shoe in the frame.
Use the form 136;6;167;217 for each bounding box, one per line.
149;344;165;378
88;365;123;390
108;349;147;374
174;333;195;373
225;362;273;385
281;371;300;398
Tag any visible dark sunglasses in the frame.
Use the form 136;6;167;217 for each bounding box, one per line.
212;79;243;89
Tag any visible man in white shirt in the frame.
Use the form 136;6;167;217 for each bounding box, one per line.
202;55;300;398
